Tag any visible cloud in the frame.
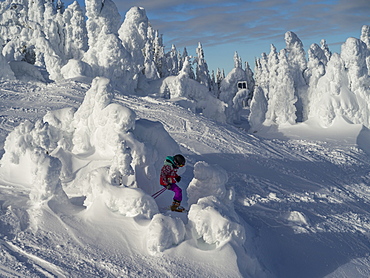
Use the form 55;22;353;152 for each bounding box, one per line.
116;0;366;51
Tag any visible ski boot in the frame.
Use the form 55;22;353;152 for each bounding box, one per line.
170;201;185;212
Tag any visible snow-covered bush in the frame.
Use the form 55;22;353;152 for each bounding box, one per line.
81;168;158;219
158;58;227;123
187;161;244;249
146;214;186;255
0;38;15;80
0;119;67;204
61;59;92;79
187;161;228;206
188;196;245;248
248;86;268;132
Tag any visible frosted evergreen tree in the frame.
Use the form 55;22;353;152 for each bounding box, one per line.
165;44;179;76
245;62;255;93
195;42;211;90
264;49;297;126
249;86;267;132
214;68;224;98
309;53;353;127
143;41;160;80
234;51;242;69
254;53;269;97
179;55;193;77
360;25;370;75
85;0;121;48
284;31;308;122
118;6;150;70
28;0;45;25
83;0;134;91
63;1;88;60
0;1;32;63
44;7;65;60
267;44;279;98
320;39;332;63
305;43;327;118
152;30;166;77
341;37;370;126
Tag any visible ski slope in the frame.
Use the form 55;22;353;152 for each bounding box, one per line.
1;78;370;277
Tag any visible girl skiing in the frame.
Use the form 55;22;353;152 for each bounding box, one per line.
160;154;186;212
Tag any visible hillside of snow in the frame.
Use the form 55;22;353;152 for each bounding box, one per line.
0;0;370;277
0;77;370;278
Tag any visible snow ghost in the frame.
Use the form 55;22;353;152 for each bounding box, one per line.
187;161;228;205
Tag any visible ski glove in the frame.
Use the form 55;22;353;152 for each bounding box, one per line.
175;176;181;182
166;184;172;189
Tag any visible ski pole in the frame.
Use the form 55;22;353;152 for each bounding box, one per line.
151;187;167;199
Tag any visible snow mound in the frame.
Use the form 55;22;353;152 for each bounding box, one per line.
81;168;158;219
146;214;186;255
188;196;245;248
9;61;46;82
187;161;244;249
0;39;15;80
187;161;228;205
157;60;227;123
0;120;67;205
61;59;92;79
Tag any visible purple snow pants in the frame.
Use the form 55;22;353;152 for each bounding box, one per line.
168;183;182;202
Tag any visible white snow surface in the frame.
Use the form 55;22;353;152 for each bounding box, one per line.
0;76;370;278
0;2;369;276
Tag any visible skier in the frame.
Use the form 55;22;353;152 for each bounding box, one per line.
160;154;186;212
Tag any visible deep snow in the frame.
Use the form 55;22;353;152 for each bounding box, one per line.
0;76;370;278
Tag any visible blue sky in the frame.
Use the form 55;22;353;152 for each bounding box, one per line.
68;0;369;74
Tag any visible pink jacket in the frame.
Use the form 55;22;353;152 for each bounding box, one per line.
160;164;179;186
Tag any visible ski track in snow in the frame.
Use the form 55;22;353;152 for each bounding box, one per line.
0;80;370;277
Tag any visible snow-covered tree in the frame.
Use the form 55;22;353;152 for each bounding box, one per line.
264;49;297;126
320;39;332;63
143;40;160;80
249;86;267;132
245;61;255;93
118;6;150;71
284;31;308;122
215;68;225;98
165;44;179;76
83;0;135;91
254;53;269;97
195;42;211;90
308;53;353;127
360;25;370;75
305;43;327;118
234;51;242;69
267;44;279;98
152;30;166;77
28;0;45;25
63;1;88;60
341;37;370;126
